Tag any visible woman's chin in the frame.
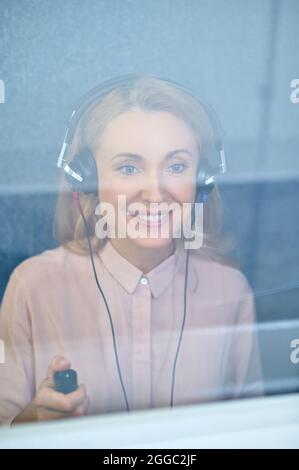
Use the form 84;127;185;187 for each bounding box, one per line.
127;235;174;250
122;214;176;249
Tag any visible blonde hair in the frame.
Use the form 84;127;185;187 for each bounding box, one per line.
53;75;233;262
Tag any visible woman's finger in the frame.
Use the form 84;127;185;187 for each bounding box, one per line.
46;355;71;381
36;384;86;413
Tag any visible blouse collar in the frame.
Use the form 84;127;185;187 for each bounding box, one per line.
98;239;197;298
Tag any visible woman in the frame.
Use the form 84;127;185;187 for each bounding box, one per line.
0;75;263;425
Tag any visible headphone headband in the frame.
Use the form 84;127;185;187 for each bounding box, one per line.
57;74;227;192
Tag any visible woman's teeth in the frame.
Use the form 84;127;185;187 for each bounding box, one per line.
127;211;169;224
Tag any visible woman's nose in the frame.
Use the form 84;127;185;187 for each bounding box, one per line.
141;172;165;203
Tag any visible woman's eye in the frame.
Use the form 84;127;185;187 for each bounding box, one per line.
118;165;139;175
168;163;187;174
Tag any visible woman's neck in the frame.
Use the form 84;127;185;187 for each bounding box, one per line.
109;238;175;273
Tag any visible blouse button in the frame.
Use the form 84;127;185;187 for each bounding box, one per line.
140;276;148;286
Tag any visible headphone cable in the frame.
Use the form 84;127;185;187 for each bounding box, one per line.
170;248;190;407
72;191;190;411
72;192;130;412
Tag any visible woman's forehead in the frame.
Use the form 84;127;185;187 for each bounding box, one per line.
97;109;198;158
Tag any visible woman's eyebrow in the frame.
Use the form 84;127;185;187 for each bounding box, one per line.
111;149;193;161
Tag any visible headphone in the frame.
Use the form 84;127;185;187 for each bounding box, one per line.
57;73;226;203
56;74;227;412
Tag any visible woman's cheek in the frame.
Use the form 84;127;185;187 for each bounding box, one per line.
169;180;196;204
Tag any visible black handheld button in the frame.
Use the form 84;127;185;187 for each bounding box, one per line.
53;369;78;394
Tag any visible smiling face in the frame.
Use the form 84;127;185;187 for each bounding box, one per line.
94;109;199;252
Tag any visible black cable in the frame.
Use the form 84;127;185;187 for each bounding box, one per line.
74;193;130;412
74;191;190;411
170;248;190;407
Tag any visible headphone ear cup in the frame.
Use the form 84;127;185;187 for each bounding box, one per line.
65;148;99;194
196;160;215;203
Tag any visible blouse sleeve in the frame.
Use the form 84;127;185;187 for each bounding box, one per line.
228;274;264;400
0;269;35;426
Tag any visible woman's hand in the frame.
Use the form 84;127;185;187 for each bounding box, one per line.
12;355;89;424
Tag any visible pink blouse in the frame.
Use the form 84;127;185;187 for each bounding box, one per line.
0;240;263;425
